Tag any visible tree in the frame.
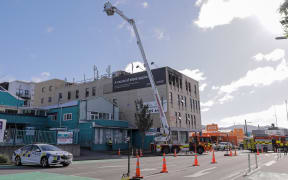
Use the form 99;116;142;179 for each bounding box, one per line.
279;0;288;35
134;99;153;150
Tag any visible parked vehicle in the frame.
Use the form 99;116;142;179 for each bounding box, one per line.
12;144;73;167
216;142;232;151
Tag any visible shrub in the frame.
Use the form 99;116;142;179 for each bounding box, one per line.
0;154;9;164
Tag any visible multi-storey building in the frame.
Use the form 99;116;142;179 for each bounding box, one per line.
34;67;202;143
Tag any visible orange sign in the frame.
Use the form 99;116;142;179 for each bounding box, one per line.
206;124;218;131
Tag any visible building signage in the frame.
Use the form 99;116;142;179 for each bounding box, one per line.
57;131;73;144
113;67;166;92
0;119;6;143
143;100;167;114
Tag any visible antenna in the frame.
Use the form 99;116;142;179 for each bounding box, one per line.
106;65;111;77
93;65;98;80
84;74;86;83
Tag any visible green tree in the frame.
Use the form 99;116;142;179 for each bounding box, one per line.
134;99;153;150
279;0;288;35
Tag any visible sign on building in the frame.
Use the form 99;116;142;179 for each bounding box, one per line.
57;131;73;144
0;119;7;143
113;67;166;92
143;100;167;114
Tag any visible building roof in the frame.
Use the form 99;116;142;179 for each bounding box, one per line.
41;100;78;110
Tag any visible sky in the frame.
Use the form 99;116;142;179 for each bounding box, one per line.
1;0;288;128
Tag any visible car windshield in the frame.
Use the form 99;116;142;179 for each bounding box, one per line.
39;145;62;151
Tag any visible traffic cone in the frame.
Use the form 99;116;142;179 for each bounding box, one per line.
193;155;199;166
234;149;237;156
140;149;143;157
135;149;138;157
160;153;168;173
211;150;216;164
118;148;121;156
133;155;143;179
229;148;233;157
174;149;177;157
257;148;260;155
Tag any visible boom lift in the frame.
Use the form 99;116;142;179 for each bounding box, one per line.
104;2;206;154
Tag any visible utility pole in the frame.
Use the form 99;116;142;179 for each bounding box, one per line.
245;120;248;137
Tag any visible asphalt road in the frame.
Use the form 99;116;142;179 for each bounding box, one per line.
0;150;287;180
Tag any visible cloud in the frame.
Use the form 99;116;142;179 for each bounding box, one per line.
218;94;234;104
124;61;145;73
201;100;215;107
199;83;207;91
219;103;288;127
142;2;148;8
47;26;55;33
253;49;285;62
194;0;284;34
201;108;210;112
114;0;128;6
179;69;207;81
31;72;51;82
153;28;170;40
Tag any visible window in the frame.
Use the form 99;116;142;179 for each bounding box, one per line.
24;90;29;95
194;115;196;127
58;93;62;100
181;96;184;108
195;100;198;112
49;86;53;92
48;97;52;103
190;98;193;111
169;92;173;106
177;95;180;108
99;113;103;119
75;90;79;99
90;112;99;120
194;84;197;96
49;114;57;121
184;96;187;107
41;98;44;104
92;87;96;96
68;91;71;100
63;113;72;121
42;87;46;93
85;88;89;97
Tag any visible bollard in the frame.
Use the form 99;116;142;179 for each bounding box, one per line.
255;153;258;169
248;153;251;173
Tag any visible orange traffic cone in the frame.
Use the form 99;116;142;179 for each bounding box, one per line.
174;149;177;157
257;148;260;155
193;155;199;166
133;155;143;179
229;148;233;157
118;148;121;156
211;150;216;164
234;149;237;156
160;153;168;173
140;149;143;157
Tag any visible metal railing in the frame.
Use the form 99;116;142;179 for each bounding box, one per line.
1;129;78;145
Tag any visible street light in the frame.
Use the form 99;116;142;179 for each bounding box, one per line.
136;65;145;71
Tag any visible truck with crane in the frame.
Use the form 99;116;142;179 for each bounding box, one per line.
103;2;208;155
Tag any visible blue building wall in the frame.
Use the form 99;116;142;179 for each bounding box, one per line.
132;130;154;150
0;113;47;129
47;105;79;129
0;91;24;107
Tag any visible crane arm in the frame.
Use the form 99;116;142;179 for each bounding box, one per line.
104;2;170;141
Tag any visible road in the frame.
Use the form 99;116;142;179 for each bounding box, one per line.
0;150;287;180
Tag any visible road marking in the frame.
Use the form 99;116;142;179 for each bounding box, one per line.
264;160;276;167
97;165;124;169
141;168;157;172
184;167;216;178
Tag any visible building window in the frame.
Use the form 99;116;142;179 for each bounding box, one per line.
194;115;196;127
68;91;71;100
24;90;29;96
92;87;96;96
63;113;72;121
181;96;184;108
190;98;193;112
41;98;44;104
194;84;197;96
49;114;57;121
169;92;173;106
48;97;52;103
193;99;195;112
177;95;180;108
76;90;79;99
184;96;187;107
49;86;53;92
58;93;62;100
195;100;198;112
85;88;89;97
42;87;45;93
90;112;99;120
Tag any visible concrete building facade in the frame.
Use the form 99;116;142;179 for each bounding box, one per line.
7;81;36;107
33;67;202;143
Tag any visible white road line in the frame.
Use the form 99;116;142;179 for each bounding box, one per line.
97;165;124;169
264;160;276;167
141;168;157;172
184;167;216;178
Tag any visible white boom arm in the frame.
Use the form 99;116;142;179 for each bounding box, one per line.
104;2;170;142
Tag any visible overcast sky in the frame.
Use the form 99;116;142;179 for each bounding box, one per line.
1;0;288;127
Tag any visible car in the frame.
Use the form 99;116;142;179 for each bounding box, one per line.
216;142;233;151
12;144;73;168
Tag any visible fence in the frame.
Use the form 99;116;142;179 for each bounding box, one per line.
1;129;79;146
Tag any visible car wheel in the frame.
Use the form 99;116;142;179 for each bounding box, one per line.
40;157;49;168
62;163;70;167
15;156;22;166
